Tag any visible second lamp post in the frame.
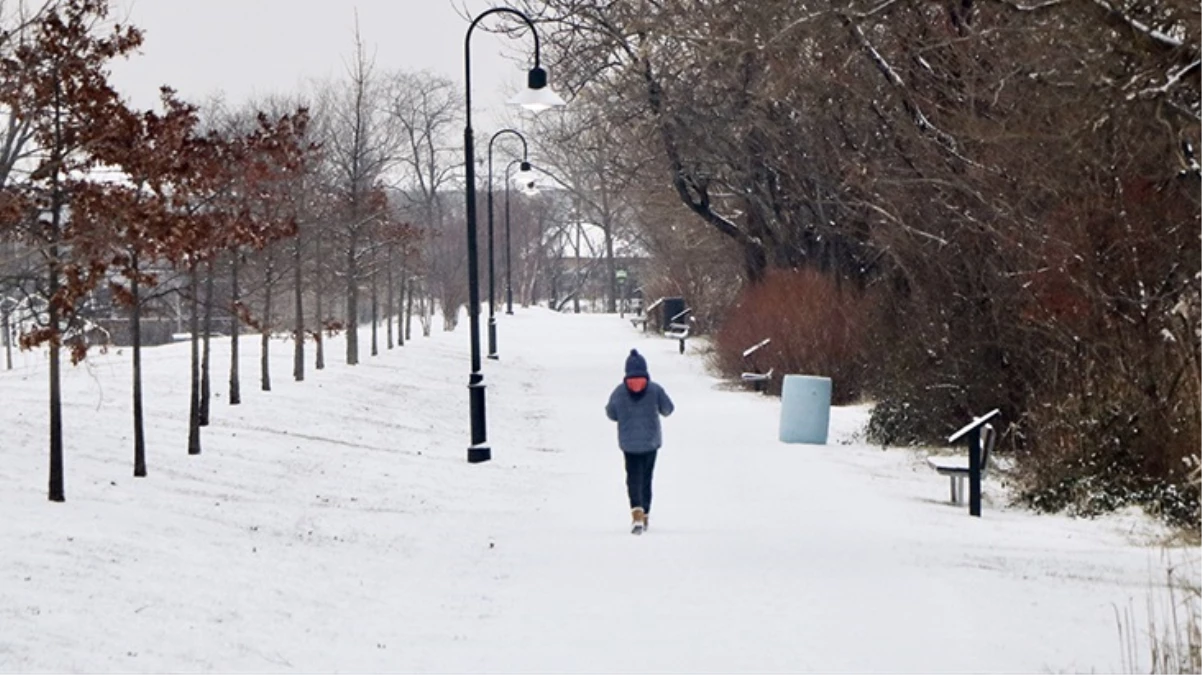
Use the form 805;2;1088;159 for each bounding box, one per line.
486;128;529;360
505;158;537;315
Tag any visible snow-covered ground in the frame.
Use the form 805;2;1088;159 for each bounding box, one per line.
0;308;1194;673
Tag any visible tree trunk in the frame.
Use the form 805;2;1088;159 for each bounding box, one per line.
47;243;64;501
526;247;543;309
46;102;65;502
293;235;305;382
131;251;147;477
398;266;407;346
315;227;325;371
262;250;274;392
405;277;416;341
345;234;359;365
386;246;394;350
200;259;214;426
422;292;435;337
573;225;582;314
188;266;202;456
230;253;241;405
370;267;379;357
601;195;617;313
314;235;324;367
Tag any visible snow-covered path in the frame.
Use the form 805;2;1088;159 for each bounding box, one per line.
0;308;1186;673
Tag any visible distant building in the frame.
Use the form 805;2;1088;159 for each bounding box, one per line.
542;219;649;313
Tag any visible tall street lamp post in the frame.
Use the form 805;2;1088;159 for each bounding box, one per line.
462;7;564;463
486;129;529;359
505;158;536;315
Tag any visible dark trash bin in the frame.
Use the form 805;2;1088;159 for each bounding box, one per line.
661;297;686;330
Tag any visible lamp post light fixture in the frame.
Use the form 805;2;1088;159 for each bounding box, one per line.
504;158;537;315
462;7;564;464
486;129;530;360
515;159;539;195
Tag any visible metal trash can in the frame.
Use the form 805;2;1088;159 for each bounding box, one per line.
779;374;831;444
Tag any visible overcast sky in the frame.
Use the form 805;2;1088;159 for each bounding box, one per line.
108;0;534;127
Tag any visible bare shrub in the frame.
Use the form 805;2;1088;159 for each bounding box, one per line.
711;268;875;404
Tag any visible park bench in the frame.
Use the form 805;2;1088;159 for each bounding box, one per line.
927;409;1000;513
664;307;692;353
637;297;665;333
739;338;774;392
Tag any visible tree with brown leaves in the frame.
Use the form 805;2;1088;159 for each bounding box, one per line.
0;0;143;501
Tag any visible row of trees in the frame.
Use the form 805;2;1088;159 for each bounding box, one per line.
0;1;589;501
508;0;1201;525
0;0;324;498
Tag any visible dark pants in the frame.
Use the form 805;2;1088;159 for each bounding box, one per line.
623;450;658;513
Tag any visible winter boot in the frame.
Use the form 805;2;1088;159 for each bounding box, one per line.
643;513;649;531
631;507;646;534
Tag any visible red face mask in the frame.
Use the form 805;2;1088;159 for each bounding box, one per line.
626;377;648;393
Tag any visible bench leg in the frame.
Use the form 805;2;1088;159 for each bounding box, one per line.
949;476;958;504
953;476;967;505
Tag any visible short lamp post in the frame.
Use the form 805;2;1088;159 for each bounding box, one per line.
462;7;564;463
486;129;529;360
504;158;536;315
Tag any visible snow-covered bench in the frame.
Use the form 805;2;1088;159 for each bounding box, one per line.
663;307;691;336
740;338;774;392
663;307;692;353
626;297;662;333
927;414;999;506
643;297;664;322
664;322;689;340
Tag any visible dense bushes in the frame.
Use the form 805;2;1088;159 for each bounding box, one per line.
1012;277;1201;528
861;172;1201;529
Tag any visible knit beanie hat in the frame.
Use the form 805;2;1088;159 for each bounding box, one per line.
624;349;649;379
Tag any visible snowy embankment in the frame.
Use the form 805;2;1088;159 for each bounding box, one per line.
0;308;1192;673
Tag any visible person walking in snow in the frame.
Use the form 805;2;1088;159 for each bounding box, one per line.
605;349;675;534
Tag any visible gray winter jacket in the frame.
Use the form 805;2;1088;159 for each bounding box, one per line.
605;381;675;453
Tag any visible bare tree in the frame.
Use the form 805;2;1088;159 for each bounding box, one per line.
387;71;462;329
320;22;397;365
0;0;50;189
520;103;650;312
